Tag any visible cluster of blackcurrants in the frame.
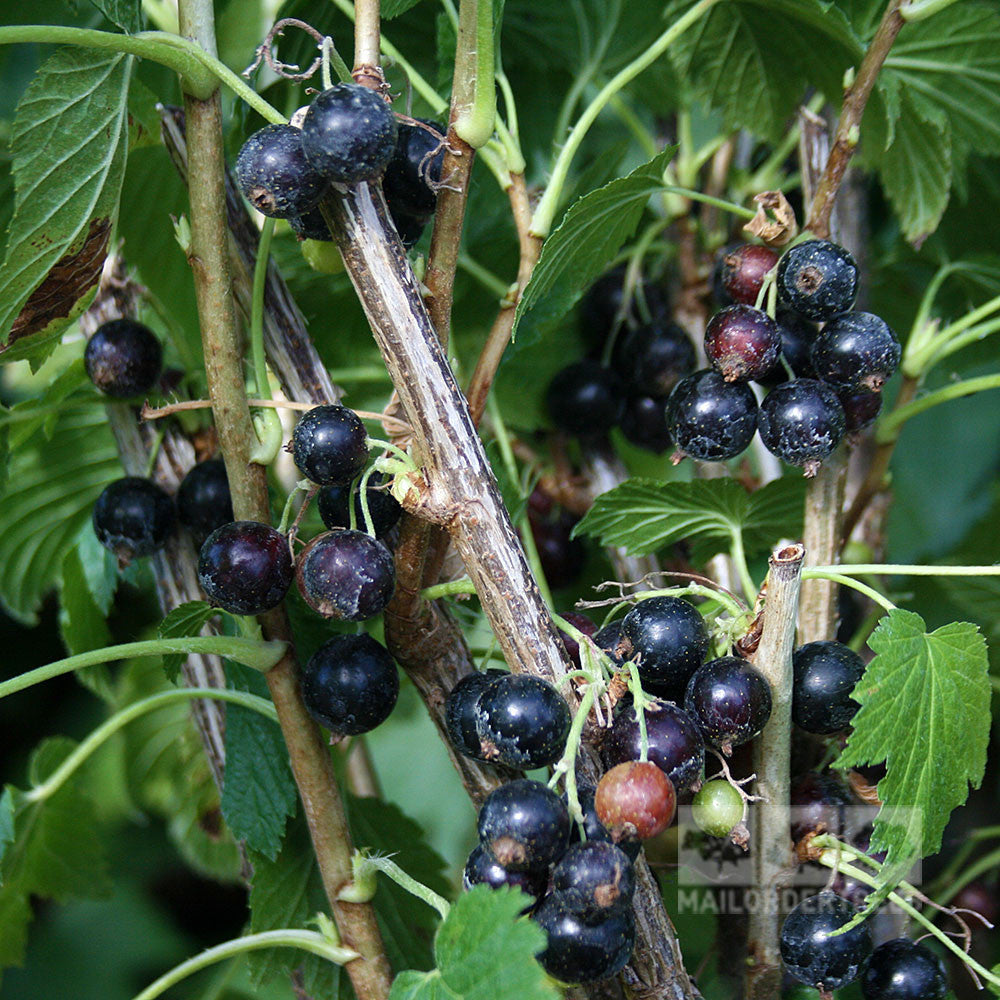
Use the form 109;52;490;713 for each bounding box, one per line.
235;81;444;247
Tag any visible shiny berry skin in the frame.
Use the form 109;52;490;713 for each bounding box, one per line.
85;319;163;398
289;207;332;241
546;360;624;436
780;891;873;991
619;322;696;396
705;305;782;382
757;309;818;385
475;674;572;769
388;204;427;249
552;841;635;922
93;476;176;564
860;938;948;1000
445;669;504;759
301;632;399;737
593;620;625;666
301;83;397;184
691;778;744;837
620;596;709;699
683;656;772;754
566;784;640;861
462;845;548;904
477;779;570;872
792;640;865;734
666;369;758;462
291;405;369;486
759;378;846;475
381;119;444;219
177;459;233;543
296;529;395;621
717;243;779;306
533;892;636;984
840;389;883;434
777;239;859;321
790;771;853;844
595;761;676;841
198;521;293;614
558;612;598;669
317;478;402;538
579;266;670;350
811;312;901;393
620;394;672;453
235;124;326;219
603;698;705;794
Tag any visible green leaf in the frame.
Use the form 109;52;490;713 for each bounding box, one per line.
511;146;676;346
74;521;120;617
0;787;15;870
58;545;114;693
385;0;427;17
390;970;461;1000
91;0;143;32
157;601;217;683
575;475;806;564
834;610;990;913
0;49;132;365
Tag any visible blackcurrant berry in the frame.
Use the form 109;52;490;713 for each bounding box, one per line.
235;124;327;219
85;319;163;398
603;698;705;794
445;669;504;760
756;309;818;386
789;771;854;844
291;405;369;486
619;395;673;453
811;312;901;393
546;360;625;436
792;640;865;735
758;378;846;475
317;477;402;539
552;841;635;922
618;321;696;397
176;459;233;543
716;243;779;306
593;620;625;667
381;119;444;220
477;779;570;872
780;891;872;991
666;369;758;462
388;204;427;249
289;207;332;241
296;529;395;621
860;938;948;1000
93;476;176;565
579;266;670;351
840;389;883;434
474;673;572;769
777;239;859;321
620;596;709;700
691;778;744;838
705;305;783;383
301;83;398;184
301;632;399;737
595;761;676;841
566;784;640;861
526;492;587;590
558;612;598;669
198;521;293;615
683;656;772;754
462;844;548;904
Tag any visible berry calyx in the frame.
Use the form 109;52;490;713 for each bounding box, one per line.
552;841;635;923
198;521;293;615
316;477;402;538
477;778;570;872
235;123;326;219
445;669;505;759
295;529;395;621
462;845;548;904
811;312;901;392
704;305;782;383
301;632;399;737
546;360;624;436
594;761;676;841
860;938;948;1000
85;319;163;398
381;119;445;220
666;369;758;462
93;476;176;565
691;778;744;838
176;459;233;543
792;640;865;735
777;239;859;321
758;378;846;476
291;405;369;486
716;243;779;306
683;656;772;754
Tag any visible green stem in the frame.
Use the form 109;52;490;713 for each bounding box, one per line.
938;845;1000;906
876;373;1000;442
248;217;284;464
799;569;896;613
662;186;755;220
0;636;287;701
357;854;451;920
923;314;1000;372
132;930;360;1000
810;562;1000;578
900;0;963;20
421;577;475;601
25;688;277;804
452;0;496;148
457;253;512;298
907;292;1000;375
729;530;757;603
529;0;722;237
548;682;597;827
627;664;651;761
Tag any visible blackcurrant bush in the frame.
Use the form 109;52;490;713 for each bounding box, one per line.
603;698;705;794
93;476;176;565
546;360;625;436
477;778;570;872
445;669;504;760
301;632;399;737
860;938;948;1000
462;844;548;904
619;394;673;453
811;312;901;393
291;404;369;486
381;119;444;220
618;321;696;396
85;319;163;398
579;266;670;351
198;521;293;615
777;239;859;321
666;369;758;462
289;208;332;241
176;459;233;543
558;612;597;669
317;477;402;538
780;891;872;991
691;778;744;838
620;596;709;700
683;656;772;754
789;771;853;844
301;83;397;184
475;673;572;769
792;640;865;734
716;243;779;306
552;841;635;922
758;378;846;475
595;761;676;840
704;305;782;383
840;389;883;434
235;123;326;219
296;529;395;621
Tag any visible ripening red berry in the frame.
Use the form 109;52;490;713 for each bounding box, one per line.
594;761;676;840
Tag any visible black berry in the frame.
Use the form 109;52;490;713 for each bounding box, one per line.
860;938;948;1000
620;395;672;453
757;309;818;385
289;207;332;241
388;204;427;249
666;369;758;462
552;841;635;922
546;360;624;436
579;266;670;351
381;119;444;220
526;491;586;590
85;319;163;398
445;669;504;760
93;476;176;565
235;123;326;219
477;778;570;872
198;521;293;615
618;321;696;396
780;891;872;991
462;844;548;904
177;459;233;543
291;405;369;486
840;389;883;434
716;243;779;306
683;656;772;754
790;771;854;844
317;477;402;538
295;529;395;621
792;640;865;734
704;305;782;383
777;239;859;321
593;620;625;667
758;378;846;475
301;632;399;737
301;83;397;184
811;312;901;393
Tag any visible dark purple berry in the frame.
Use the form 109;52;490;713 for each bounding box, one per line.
579;266;670;350
704;305;782;382
756;309;818;385
666;369;758;462
717;244;779;306
759;378;846;475
381;119;444;219
388;205;427;249
546;360;624;436
295;529;395;621
317;477;402;539
198;521;293;614
477;779;570;872
526;493;586;590
552;841;635;922
777;240;859;321
790;771;854;844
840;389;883;434
683;656;772;754
235;124;326;219
177;459;233;543
462;845;548;904
93;476;176;565
291;405;369;486
860;938;948;1000
475;674;572;769
619;395;672;453
301;632;399;737
780;891;872;991
559;612;598;669
85;319;163;398
301;83;397;184
289;207;332;241
792;640;865;735
618;322;696;396
811;312;901;393
445;669;504;759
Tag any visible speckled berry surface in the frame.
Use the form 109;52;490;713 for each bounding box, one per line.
85;319;163;398
381;118;444;219
197;520;293;615
620;595;709;697
474;673;571;768
295;529;395;621
291;404;369;486
780;891;872;991
792;640;865;734
445;669;503;759
704;305;782;382
666;369;758;462
777;239;859;321
759;378;846;472
93;476;176;564
235;124;326;219
811;311;901;392
552;841;635;922
718;243;779;306
683;656;772;753
177;459;233;543
477;779;570;872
